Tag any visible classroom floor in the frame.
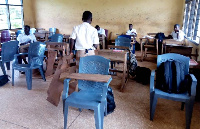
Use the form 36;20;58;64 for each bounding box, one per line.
0;51;200;129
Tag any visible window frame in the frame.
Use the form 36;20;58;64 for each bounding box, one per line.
183;0;200;44
0;0;24;30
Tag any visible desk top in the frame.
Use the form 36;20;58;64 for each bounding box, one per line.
65;73;111;82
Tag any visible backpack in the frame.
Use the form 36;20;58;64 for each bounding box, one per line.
129;53;137;77
155;60;191;94
0;75;9;87
135;66;151;85
107;86;116;114
155;33;166;55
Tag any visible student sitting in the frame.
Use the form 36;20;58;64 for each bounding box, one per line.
168;24;185;41
17;25;37;64
95;25;106;37
126;24;137;36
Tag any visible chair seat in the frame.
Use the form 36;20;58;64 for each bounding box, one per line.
155;89;190;101
65;91;103;108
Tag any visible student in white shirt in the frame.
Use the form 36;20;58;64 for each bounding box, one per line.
70;11;99;68
126;24;137;36
17;25;37;64
95;25;106;37
169;24;185;41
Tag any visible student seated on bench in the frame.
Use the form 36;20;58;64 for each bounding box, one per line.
70;11;99;71
168;24;185;41
126;24;137;37
95;25;106;37
17;25;37;64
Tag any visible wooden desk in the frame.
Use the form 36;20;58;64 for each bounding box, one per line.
63;34;70;43
35;31;49;41
45;42;69;77
163;39;193;57
66;73;111;83
96;49;128;91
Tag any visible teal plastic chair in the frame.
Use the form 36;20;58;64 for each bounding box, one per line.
0;41;19;74
49;34;63;42
150;53;197;129
62;55;112;129
12;42;46;90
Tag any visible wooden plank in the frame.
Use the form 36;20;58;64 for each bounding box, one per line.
96;50;127;62
65;73;111;83
108;45;129;50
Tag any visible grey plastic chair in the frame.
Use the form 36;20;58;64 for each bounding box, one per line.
0;41;19;75
12;42;46;90
150;53;197;129
62;55;112;129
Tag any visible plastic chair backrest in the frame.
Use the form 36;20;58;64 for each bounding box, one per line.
157;53;189;77
115;37;131;48
50;34;63;42
28;42;46;65
1;30;11;43
49;28;57;37
1;41;19;62
78;55;110;91
16;30;24;38
30;28;36;34
118;35;131;40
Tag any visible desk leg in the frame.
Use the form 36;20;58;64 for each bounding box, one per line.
140;39;143;61
120;54;127;92
45;50;57;77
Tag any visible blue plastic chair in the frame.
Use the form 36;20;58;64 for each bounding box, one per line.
12;42;46;90
49;34;63;42
118;35;131;40
49;28;57;37
16;30;24;38
150;53;197;129
62;55;112;129
0;41;19;75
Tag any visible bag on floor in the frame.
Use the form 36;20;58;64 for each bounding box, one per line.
107;86;116;114
135;66;151;85
0;75;9;87
129;53;137;77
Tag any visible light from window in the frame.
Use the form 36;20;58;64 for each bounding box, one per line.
9;6;23;29
0;5;9;29
0;0;23;30
8;0;22;5
0;0;6;4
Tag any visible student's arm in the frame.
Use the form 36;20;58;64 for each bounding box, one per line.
70;39;75;54
93;30;99;49
70;27;76;54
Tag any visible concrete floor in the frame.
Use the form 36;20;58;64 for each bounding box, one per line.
0;51;200;129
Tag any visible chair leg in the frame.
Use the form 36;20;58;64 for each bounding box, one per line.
0;62;6;75
6;62;10;70
26;70;32;90
185;98;195;129
12;69;14;86
181;102;185;110
104;101;107;116
94;106;101;129
150;92;157;121
64;103;69;129
39;66;46;81
100;104;104;129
